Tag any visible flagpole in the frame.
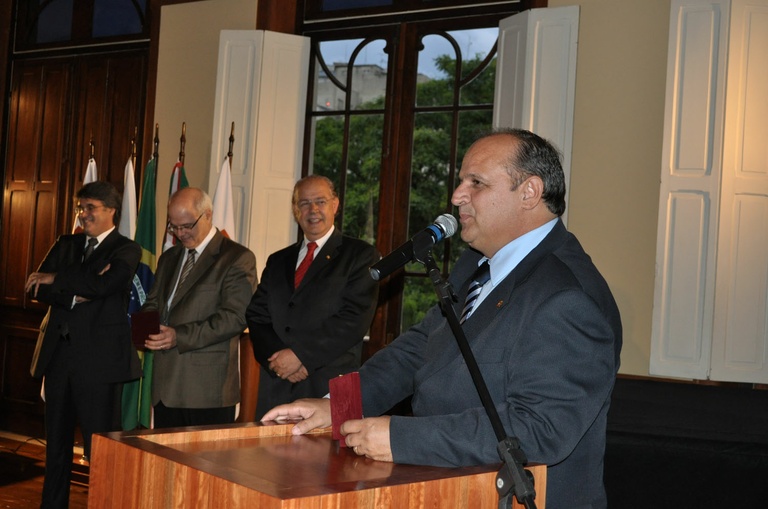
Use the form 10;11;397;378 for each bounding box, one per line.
153;124;160;189
131;126;137;175
162;123;189;252
179;121;186;166
72;137;99;233
228;121;235;169
212;122;237;241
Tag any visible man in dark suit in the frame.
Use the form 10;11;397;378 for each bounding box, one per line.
246;175;379;420
263;130;623;509
141;187;257;428
26;181;141;509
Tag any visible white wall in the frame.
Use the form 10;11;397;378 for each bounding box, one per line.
152;0;258;246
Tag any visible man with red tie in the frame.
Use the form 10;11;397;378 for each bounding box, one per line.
246;175;379;420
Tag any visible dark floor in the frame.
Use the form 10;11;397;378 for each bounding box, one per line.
0;435;88;509
605;377;768;508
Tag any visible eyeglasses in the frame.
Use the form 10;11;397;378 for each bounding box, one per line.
296;198;330;211
75;204;107;215
167;213;204;234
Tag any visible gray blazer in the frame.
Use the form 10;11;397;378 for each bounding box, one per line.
358;220;622;509
143;230;257;408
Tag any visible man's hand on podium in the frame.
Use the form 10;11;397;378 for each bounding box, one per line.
341;416;393;462
262;398;332;434
261;398;394;463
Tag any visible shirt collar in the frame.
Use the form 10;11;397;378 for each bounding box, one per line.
483;218;558;286
303;224;335;252
88;226;115;247
189;226;217;257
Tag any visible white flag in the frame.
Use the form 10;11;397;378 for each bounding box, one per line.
118;157;137;239
212;157;236;241
72;158;98;233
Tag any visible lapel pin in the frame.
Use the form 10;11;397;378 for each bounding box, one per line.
497;300;504;308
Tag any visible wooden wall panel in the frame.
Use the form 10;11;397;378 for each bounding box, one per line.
0;51;148;433
0;323;44;437
2;62;71;307
73;53;147;192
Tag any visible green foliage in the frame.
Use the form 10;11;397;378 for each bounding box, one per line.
312;51;496;331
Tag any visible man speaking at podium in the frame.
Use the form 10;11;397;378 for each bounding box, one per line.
263;129;622;509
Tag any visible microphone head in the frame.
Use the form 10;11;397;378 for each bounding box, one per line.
435;213;458;238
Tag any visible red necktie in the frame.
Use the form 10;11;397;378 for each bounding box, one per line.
294;241;317;288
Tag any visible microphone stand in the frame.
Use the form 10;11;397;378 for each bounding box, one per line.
413;238;537;509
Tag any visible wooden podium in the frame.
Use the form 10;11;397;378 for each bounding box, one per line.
89;422;546;508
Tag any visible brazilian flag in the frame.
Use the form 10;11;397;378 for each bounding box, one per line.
121;157;157;430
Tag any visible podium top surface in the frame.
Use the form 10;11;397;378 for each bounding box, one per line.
97;422;502;500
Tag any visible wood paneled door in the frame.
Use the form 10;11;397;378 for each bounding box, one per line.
0;51;147;436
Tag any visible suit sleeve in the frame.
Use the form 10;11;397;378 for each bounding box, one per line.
51;241;141;301
245;253;289;367
383;289;618;468
358;304;442;414
357;249;479;416
34;236;140;309
33;237;78;308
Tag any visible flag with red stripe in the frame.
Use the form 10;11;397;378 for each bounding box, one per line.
211;157;237;240
162;161;189;252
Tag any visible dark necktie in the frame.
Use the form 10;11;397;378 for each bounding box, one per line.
294;241;317;288
460;261;491;324
178;249;196;289
83;237;98;261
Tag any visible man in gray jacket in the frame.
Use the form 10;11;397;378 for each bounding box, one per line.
142;187;257;428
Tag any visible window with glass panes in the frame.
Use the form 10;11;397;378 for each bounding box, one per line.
15;0;148;51
301;1;536;358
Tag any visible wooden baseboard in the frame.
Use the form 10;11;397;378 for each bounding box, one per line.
616;373;765;390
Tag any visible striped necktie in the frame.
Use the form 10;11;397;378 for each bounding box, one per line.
178;249;196;289
460;261;491;324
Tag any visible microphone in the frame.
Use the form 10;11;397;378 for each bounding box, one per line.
369;214;458;281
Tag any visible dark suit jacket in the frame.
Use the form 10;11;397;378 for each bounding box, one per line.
143;230;257;409
358;220;622;509
246;228;379;417
30;229;142;384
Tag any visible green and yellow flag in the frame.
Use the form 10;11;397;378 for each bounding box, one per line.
121;157;157;430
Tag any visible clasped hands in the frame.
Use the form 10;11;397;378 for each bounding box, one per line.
269;348;308;383
262;398;393;462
